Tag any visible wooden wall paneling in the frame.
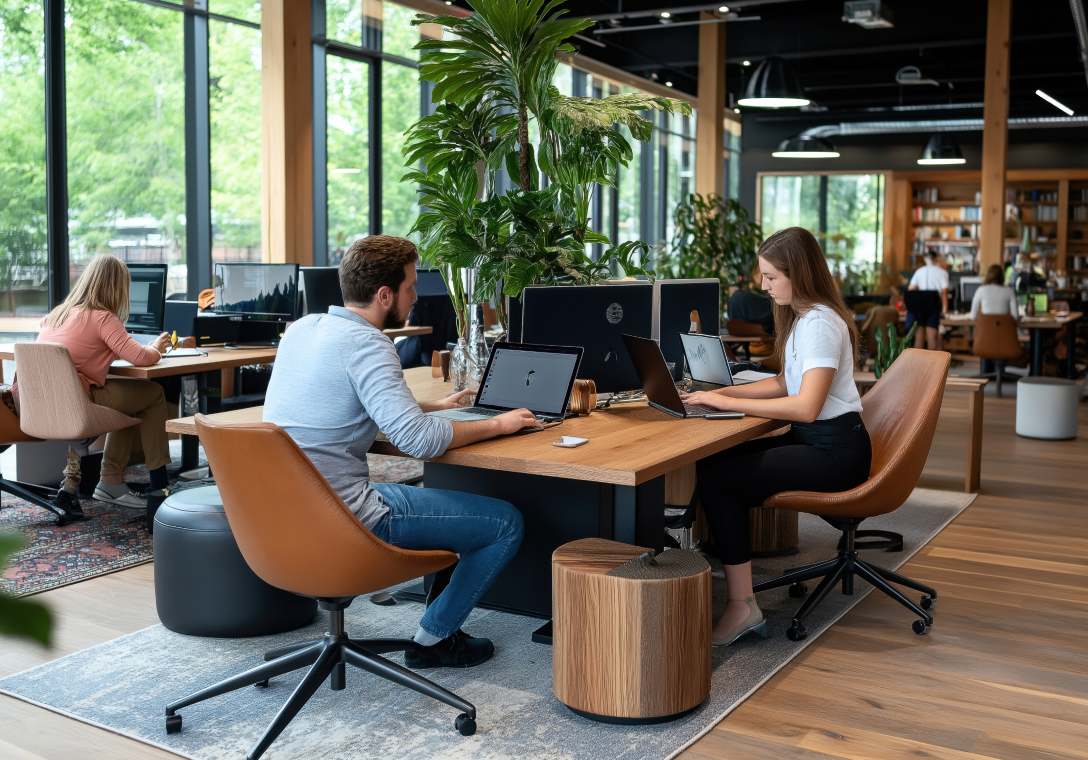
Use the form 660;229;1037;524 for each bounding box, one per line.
261;0;314;266
695;12;726;199
887;174;911;283
1057;178;1070;263
978;0;1012;270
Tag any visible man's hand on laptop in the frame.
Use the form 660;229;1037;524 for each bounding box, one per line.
492;408;542;435
424;388;476;412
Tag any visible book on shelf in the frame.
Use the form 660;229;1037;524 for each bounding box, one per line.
1007;188;1059;203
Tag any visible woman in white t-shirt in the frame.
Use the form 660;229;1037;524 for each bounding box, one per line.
970;264;1019;320
680;227;872;648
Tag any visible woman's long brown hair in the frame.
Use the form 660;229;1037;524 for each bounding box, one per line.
757;227;860;371
982;263;1005;286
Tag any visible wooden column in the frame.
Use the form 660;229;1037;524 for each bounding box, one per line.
261;0;313;265
1057;178;1070;266
695;12;726;199
978;0;1013;271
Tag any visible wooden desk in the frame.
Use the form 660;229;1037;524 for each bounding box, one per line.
939;312;1082;379
854;371;987;493
170;366;788;617
384;325;433;339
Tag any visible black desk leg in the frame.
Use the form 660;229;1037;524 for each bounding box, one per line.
180;371;223;473
1030;329;1044;377
1068;321;1079;380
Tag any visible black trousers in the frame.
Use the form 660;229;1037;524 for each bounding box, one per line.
695;412;872;566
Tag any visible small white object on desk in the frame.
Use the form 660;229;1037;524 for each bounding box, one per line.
732;369;777;384
163;348;205;358
552;436;589;448
110;358;163;368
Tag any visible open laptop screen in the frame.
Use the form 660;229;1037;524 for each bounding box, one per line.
679;333;733;386
477;344;581;417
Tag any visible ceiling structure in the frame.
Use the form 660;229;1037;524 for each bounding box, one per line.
447;0;1088;125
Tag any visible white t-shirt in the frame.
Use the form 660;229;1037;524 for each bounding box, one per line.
970;284;1019;320
909;265;950;292
784;305;863;421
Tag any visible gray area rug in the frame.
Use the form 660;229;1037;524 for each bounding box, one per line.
0;488;974;760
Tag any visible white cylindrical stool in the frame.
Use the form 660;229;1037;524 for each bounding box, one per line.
1016;377;1079;440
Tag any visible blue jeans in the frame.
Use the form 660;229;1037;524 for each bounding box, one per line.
370;483;524;641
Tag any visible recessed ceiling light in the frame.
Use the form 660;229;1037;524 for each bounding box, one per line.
742;60;751;66
660;11;671;18
1035;89;1074;115
665;81;673;87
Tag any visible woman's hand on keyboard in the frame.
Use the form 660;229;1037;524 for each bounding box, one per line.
679;391;730;411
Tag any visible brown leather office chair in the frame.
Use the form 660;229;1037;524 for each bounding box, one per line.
753;349;950;641
164;416;474;760
972;314;1022;398
5;343;140;524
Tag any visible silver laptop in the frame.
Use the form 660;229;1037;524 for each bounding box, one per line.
679;332;736;387
427;342;583;425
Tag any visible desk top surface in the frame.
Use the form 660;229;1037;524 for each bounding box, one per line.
939;311;1082;328
167;366;786;486
0;344;278;379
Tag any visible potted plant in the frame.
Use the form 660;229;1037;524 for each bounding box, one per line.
403;0;691;337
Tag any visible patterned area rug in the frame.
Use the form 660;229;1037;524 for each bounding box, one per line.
0;489;974;760
1;452;422;597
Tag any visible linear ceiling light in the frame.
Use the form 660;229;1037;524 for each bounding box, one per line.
773;134;840;158
1035;89;1074;115
917;133;965;165
737;57;809;108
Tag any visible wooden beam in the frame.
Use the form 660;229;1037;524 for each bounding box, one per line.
695;11;726;199
261;0;313;266
978;0;1012;271
1057;178;1070;264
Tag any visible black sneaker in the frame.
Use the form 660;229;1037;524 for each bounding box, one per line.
404;630;494;670
53;490;84;521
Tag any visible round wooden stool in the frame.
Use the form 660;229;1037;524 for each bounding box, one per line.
749;506;799;557
552;538;712;724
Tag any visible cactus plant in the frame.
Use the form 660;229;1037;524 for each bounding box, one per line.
873;323;917;380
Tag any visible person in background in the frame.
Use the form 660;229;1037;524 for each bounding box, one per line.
680;227;871;647
727;288;776;336
970;264;1020;320
907;250;948;350
13;254;172;513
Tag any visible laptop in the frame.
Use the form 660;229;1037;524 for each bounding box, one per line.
679;332;777;387
621;334;721;419
427;342;583;425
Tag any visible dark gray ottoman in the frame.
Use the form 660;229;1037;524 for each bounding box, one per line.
153;486;317;637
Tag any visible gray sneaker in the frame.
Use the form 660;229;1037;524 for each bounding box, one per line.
92;485;148;510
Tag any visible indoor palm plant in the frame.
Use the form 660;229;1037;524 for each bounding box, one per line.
659;193;764;295
403;0;691;335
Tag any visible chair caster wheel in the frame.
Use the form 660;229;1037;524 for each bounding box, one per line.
788;583;807;598
912;620;931;635
455;713;476;736
920;594;936;611
55;515;67;527
786;623;807;641
165;714;182;734
255;680;269;688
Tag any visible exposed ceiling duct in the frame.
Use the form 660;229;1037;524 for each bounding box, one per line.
798;115;1088;138
1071;0;1088;90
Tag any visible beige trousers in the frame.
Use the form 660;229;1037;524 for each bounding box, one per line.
89;379;171;477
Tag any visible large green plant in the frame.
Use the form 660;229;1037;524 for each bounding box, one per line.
873;323;917;379
0;534;53;646
403;0;691;333
660;194;763;294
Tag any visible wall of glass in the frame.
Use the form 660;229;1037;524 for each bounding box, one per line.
0;0;48;320
326;55;369;265
760;173;885;293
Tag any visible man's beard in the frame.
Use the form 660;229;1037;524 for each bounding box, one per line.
382;293;406;330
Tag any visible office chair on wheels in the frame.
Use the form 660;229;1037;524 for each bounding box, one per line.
164;416;477;760
753;349;950;641
2;343;141;525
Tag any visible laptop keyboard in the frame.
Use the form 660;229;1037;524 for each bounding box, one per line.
682;403;719;415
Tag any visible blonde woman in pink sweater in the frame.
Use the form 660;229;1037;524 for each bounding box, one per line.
17;254;172;511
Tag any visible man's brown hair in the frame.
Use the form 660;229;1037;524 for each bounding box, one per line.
338;235;419;306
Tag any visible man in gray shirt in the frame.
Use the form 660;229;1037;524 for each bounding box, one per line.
265;236;537;669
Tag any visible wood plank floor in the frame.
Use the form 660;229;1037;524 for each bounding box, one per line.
1;375;1085;759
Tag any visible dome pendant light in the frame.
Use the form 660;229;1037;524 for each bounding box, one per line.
737;57;809;108
772;134;840;158
917;133;966;165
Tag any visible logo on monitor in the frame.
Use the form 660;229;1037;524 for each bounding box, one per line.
605;303;624;325
525;369;536;387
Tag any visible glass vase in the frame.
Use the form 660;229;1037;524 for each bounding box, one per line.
450;338;471;392
469;304;489;383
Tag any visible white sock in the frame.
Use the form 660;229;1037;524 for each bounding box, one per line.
95;481;129;498
413;628;444;647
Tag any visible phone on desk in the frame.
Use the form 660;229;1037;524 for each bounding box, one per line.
704;412;744;419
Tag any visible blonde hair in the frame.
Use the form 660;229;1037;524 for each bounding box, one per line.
44;254;131;329
757;227;860;372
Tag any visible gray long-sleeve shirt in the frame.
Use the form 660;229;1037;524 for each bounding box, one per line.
263;306;454;528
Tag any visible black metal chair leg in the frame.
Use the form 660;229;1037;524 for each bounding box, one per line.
342;640;476;718
264;639;321;662
854;529;904;552
167;642;323;715
247;643;341;760
753;558;839;594
349;637;422;656
783;559;833;575
853;561;932;625
860;560;936;598
789;560;849;628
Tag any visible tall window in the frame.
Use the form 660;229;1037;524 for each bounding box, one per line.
65;0;186;294
660;109;696;256
0;0;48;323
326;55;369;265
761;173;885;293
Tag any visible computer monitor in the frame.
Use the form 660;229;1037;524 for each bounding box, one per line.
958;277;982;312
519;283;653;394
124;263;168;335
164;300;199;338
299;266;343;315
415;268;449;297
652;278;720;380
213;263;299;321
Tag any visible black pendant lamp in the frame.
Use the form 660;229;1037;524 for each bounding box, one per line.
772;134;840;158
917;133;966;165
738;56;809;108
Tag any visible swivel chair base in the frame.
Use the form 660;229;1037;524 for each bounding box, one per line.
755;517;935;641
0;477;79;526
165;599;477;760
